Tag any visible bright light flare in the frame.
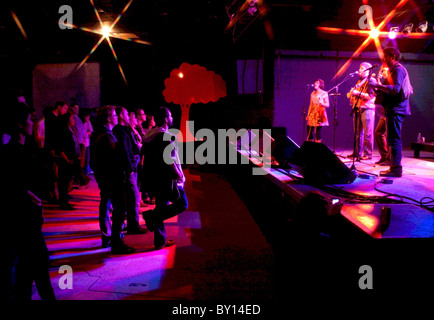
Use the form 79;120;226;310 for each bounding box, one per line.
388;27;399;39
72;0;152;86
370;28;379;39
178;72;184;78
101;25;112;38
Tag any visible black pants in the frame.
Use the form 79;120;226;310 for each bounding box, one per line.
149;186;188;248
14;230;55;300
57;159;74;206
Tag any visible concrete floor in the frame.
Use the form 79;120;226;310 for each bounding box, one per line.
33;167;275;300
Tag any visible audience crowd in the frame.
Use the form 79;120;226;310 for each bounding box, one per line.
0;91;188;300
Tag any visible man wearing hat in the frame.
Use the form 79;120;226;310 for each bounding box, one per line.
346;62;377;161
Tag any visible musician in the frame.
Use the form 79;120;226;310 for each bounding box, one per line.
369;47;412;177
306;79;329;143
346;62;377;161
374;67;389;165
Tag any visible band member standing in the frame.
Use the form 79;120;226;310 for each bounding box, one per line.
346;62;376;161
374;67;390;165
306;79;329;143
369;47;413;177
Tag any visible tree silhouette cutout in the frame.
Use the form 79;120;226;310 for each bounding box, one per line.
163;62;227;142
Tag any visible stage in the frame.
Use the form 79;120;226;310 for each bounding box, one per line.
247;146;434;239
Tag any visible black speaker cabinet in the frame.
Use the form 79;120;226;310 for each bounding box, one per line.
291;141;357;185
271;135;299;168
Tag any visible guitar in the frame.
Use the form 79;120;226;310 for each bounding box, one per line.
348;74;375;111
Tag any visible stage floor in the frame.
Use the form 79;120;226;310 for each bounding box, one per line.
251;147;434;239
334;148;434;238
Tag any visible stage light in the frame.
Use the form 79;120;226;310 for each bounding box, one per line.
370;28;379;39
101;25;111;38
402;23;413;36
178;72;184;78
388;26;399;39
416;21;428;33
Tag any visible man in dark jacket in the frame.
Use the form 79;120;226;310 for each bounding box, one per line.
113;107;146;234
370;47;412;177
142;107;188;250
92;106;135;254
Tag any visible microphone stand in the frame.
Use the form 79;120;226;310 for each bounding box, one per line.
302;85;310;141
327;73;356;153
329;90;340;153
348;69;374;172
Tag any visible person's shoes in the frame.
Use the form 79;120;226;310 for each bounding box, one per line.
360;155;372;160
346;153;357;158
375;158;389;165
59;203;75;210
111;242;136;254
155;240;175;251
127;226;148;235
142;212;154;232
379;168;402;177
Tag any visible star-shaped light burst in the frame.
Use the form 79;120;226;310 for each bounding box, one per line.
317;0;432;80
62;0;152;85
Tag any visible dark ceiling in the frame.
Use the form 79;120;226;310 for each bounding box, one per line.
0;0;433;105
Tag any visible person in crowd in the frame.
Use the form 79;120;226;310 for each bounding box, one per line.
129;110;143;152
69;103;88;187
129;110;146;204
374;67;390;165
346;62;377;161
57;112;80;210
143;114;156;135
82;108;94;175
44;101;68;202
369;47;413;177
306;79;329;143
140;113;156;205
91;106;135;253
0;102;55;300
113;107;146;235
141;107;188;250
135;108;147;141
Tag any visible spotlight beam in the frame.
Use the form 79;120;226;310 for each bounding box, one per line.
109;0;134;30
106;36;128;85
77;35;106;70
90;0;105;29
10;11;28;40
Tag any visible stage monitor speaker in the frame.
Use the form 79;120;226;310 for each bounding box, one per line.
290;141;357;185
271;135;299;168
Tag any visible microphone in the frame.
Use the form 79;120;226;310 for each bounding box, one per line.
306;84;314;87
349;71;359;76
365;64;378;71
